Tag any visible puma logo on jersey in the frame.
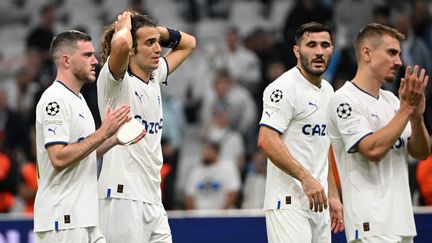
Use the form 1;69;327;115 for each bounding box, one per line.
134;91;144;103
302;124;327;136
264;111;272;118
78;113;85;119
370;113;379;120
308;101;317;109
48;127;57;135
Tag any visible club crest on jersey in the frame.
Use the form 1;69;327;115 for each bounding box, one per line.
336;103;352;119
270;89;283;103
46;101;60;116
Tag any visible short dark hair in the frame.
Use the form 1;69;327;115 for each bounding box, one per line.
354;23;405;59
295;22;332;45
49;30;92;62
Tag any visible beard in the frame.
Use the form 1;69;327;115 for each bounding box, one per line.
299;52;330;77
74;67;95;83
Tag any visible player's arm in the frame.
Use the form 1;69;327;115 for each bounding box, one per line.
158;26;196;74
257;126;327;212
407;66;430;159
47;105;130;171
108;11;133;80
357;66;428;162
327;146;344;233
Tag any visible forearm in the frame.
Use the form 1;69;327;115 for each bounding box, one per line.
408;117;430;160
48;129;108;171
96;135;119;159
358;107;412;162
327;157;340;199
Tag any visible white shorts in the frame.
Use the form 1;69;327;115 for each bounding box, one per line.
99;198;172;243
350;235;413;243
265;209;330;243
34;226;105;243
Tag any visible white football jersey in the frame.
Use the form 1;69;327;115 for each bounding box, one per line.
185;161;241;209
34;81;97;232
97;57;168;204
259;67;334;211
327;81;415;241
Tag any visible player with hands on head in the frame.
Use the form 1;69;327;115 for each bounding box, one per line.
34;30;142;243
97;9;196;243
327;23;430;243
257;22;344;243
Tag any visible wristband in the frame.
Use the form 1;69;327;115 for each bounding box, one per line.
161;28;181;49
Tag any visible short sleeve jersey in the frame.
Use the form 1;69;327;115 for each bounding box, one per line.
185;162;241;209
259;67;334;211
97;57;168;204
327;81;415;241
34;81;97;232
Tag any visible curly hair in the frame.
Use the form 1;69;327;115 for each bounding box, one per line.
100;10;158;66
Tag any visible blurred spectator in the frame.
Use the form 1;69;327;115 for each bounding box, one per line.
17;127;37;215
0;89;30;160
373;5;392;26
200;69;257;137
185;142;240;209
2;66;40;123
0;0;29;27
161;95;186;209
283;0;332;58
241;151;266;209
26;3;56;56
334;0;383;47
417;145;432;205
0;151;18;213
214;27;262;95
203;103;246;171
411;0;432;49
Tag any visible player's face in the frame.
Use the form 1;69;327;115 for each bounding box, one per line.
131;26;162;72
295;31;333;77
70;41;98;83
369;35;402;82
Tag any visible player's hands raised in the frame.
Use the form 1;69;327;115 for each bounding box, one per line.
100;105;131;139
399;65;429;118
301;174;327;212
329;196;344;233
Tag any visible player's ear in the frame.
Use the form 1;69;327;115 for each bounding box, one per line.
362;46;371;63
293;45;300;59
61;54;71;68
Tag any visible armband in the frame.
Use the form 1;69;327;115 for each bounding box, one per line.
160;28;182;49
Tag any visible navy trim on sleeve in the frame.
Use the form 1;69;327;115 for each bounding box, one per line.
45;141;68;149
347;132;373;153
162;57;169;85
259;123;283;135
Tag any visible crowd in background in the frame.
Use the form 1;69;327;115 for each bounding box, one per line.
0;0;431;213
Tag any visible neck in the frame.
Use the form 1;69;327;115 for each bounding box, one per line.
129;62;152;82
55;72;82;95
297;66;322;87
351;67;382;98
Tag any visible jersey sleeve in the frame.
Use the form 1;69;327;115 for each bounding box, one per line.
97;56;124;100
259;85;294;134
39;97;70;147
155;57;168;85
328;93;373;153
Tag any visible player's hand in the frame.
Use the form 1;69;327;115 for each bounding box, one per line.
100;105;131;138
329;196;344;233
115;11;133;32
301;175;327;212
399;65;429;118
